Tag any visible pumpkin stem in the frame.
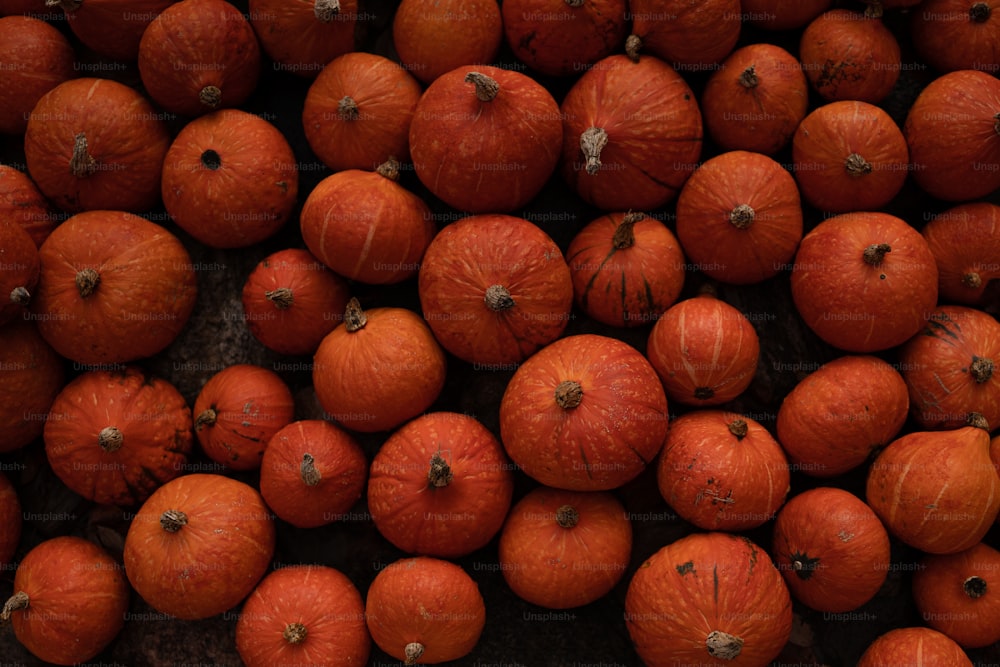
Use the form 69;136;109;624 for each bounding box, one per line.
729;204;755;229
427;450;453;488
845;153;873;177
964;576;988;599
970;356;994;384
994;112;1000;137
313;0;340;22
199;85;222;109
404;642;425;665
962;272;983;289
75;267;100;298
9;286;30;306
580;126;609;176
283;621;308;644
727;419;749;440
98;426;124;453
694;387;715;400
706;630;744;660
301;453;322;486
612;211;645;249
790;553;821;580
160;509;188;533
69;132;97;178
738;65;758;89
970;2;991;22
554;380;583;409
201;149;222;170
44;0;80;10
343;297;368;332
194;408;217;431
862;243;891;266
265;287;294;309
376;158;401;182
556;505;579;528
464;72;500;102
484;284;516;312
966;412;990;430
863;1;883;19
0;591;29;624
337;95;359;120
625;34;642;62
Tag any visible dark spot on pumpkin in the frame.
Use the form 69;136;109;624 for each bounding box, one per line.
879;274;886;280
276;180;287;192
201;149;222;170
694;387;714;400
683;93;690;100
676;561;695;575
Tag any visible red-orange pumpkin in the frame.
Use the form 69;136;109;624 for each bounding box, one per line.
161;109;299;248
0;0;47;15
657;411;790;531
241;248;351;356
675;150;803;285
31;210;198;365
417;213;573;366
912;0;1000;74
0;165;60;247
646;293;761;406
776;355;910;477
299;160;436;285
499;333;669;491
560;53;703;211
897;305;1000;430
790;212;939;353
259;419;367;529
365;556;485;665
302;52;423;171
368;411;514;558
922;202;1000;306
0;221;39;325
0;16;74;135
771;487;891;613
913;542;1000;648
409;64;563;213
625;532;793;667
193;364;295;471
498;486;632;609
46;0;175;61
44;366;193;507
566;211;686;327
235;565;371;667
866;416;1000;555
904;69;1000;202
857;627;974;667
24;78;171;213
1;536;129;666
625;0;741;68
123;473;276;620
0;471;21;567
700;43;809;156
247;0;359;78
792;100;910;213
738;0;832;30
0;319;64;453
313;298;447;433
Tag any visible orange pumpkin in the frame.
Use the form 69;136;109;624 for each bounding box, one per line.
912;0;1000;74
0;15;74;135
46;0;175;61
0;220;39;326
922;202;1000;306
857;627;974;667
0;319;64;453
247;0;359;77
626;0;741;68
0;165;60;247
739;0;832;30
0;471;21;567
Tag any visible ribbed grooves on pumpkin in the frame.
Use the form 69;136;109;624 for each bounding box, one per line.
160;509;188;533
963;272;984;288
9;286;30;306
201;149;222;170
706;630;744;660
313;0;340;22
404;642;425;665
555;380;583;409
612;211;645;249
971;356;994;384
964;576;988;599
75;268;100;298
484;284;515;312
728;419;749;440
845;153;873;177
194;408;217;431
199;85;222;109
376;158;401;182
625;34;642;62
301;453;322;486
580;127;609;176
0;591;29;624
966;412;990;430
343;297;367;332
971;2;991;22
790;552;820;580
556;505;579;528
70;132;97;178
863;243;891;266
266;287;294;309
464;72;499;102
98;426;124;453
283;621;308;644
739;66;758;88
428;451;453;488
729;204;755;229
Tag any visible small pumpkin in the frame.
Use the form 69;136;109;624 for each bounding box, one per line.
0;15;74;135
0;165;60;247
368;411;514;558
193;364;296;471
912;0;1000;74
0;319;65;453
259;419;367;529
0;220;40;326
625;0;741;68
499;333;669;491
922;201;1000;306
0;536;129;666
498;486;632;609
235;565;371;667
625;531;793;667
0;471;21;567
365;556;485;665
771;487;891;613
45;0;175;61
738;0;832;30
857;627;974;667
123;473;276;620
247;0;359;78
417;213;573;365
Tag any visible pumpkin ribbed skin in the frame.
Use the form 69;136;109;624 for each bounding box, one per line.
247;0;359;78
0;471;21;567
857;627;974;667
922;202;1000;306
912;0;1000;74
0;166;59;247
0;16;74;135
0;320;64;453
626;0;741;67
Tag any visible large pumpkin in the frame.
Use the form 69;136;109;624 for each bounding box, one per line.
922;202;1000;306
625;0;741;67
857;627;974;667
0;15;74;135
911;0;1000;74
0;319;64;453
247;0;359;77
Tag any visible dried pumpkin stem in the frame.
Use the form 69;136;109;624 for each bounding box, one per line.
966;412;990;430
862;243;891;266
554;380;583;409
845;153;873;177
404;642;425;665
964;576;987;599
484;284;515;312
729;204;755;229
194;408;217;430
706;630;744;660
160;509;188;533
863;1;883;19
556;505;579;528
313;0;340;22
283;621;308;644
376;158;401;182
580;127;609;176
301;453;322;486
963;272;983;288
612;211;645;249
727;419;749;440
428;451;453;488
625;34;642;62
464;72;500;102
70;132;97;178
343;297;367;332
9;286;30;306
199;85;222;109
337;96;359;120
738;65;758;88
75;268;100;298
265;287;294;309
98;426;124;453
0;591;29;624
971;2;991;22
970;356;994;384
44;0;80;10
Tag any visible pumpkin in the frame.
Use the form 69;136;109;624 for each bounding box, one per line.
0;536;129;666
675;150;803;285
241;248;351;356
912;542;1000;648
498;486;632;609
44;366;193;507
299;159;436;284
392;0;502;84
625;0;741;68
904;69;1000;202
771;487;890;613
365;556;485;665
789;211;938;353
313;298;447;433
501;0;627;77
912;0;1000;74
193;364;295;471
0;319;64;453
625;531;793;667
776;355;910;477
646;293;761;406
23;78;172;213
857;627;974;667
258;419;367;529
408;64;563;213
235;565;371;667
897;305;1000;430
0;0;47;14
302;51;423;172
657;410;790;532
799;9;901;104
368;411;514;558
161;108;299;248
560;53;703;211
0;165;60;247
0;16;74;135
922;202;1000;306
417;213;573;366
0;221;39;325
499;333;669;491
738;0;832;30
863;0;923;15
45;0;174;61
566;211;686;327
122;473;276;620
0;471;21;567
700;43;810;156
791;100;910;213
866;415;1000;555
247;0;359;77
31;210;198;365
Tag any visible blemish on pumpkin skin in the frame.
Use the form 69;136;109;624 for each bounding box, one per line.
676;561;695;575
